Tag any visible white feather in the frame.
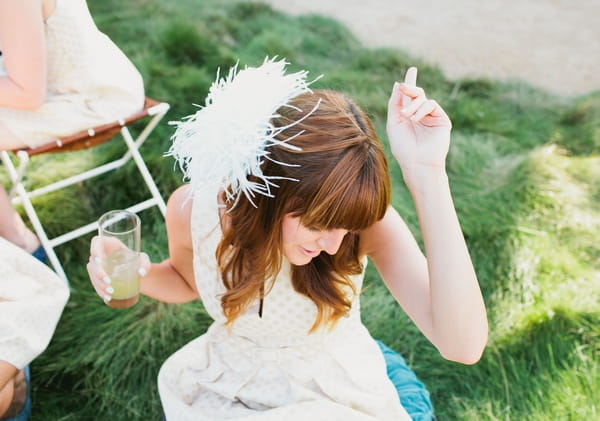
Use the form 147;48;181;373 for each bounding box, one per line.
166;57;320;206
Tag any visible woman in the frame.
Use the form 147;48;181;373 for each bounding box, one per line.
0;0;144;254
88;59;488;420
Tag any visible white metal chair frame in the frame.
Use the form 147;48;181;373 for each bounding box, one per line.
1;98;169;281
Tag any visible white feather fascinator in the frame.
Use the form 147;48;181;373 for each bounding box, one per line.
167;57;320;206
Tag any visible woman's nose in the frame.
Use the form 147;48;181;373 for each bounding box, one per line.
316;230;347;255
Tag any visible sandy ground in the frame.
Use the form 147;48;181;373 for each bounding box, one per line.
255;0;600;98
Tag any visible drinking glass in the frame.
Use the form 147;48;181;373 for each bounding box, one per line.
98;210;141;309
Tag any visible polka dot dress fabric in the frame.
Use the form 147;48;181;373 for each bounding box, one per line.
0;238;69;370
0;0;144;149
158;187;410;420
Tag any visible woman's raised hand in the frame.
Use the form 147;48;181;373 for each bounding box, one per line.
386;67;452;188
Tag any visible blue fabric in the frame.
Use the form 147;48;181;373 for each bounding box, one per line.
31;246;47;263
4;365;31;421
377;340;435;421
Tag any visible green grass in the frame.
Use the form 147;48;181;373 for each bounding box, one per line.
1;0;597;419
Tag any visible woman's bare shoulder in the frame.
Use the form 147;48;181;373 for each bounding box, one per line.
166;185;193;245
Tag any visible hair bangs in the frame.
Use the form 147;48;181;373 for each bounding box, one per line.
298;146;390;232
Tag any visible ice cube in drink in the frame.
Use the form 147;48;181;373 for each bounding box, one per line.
102;249;140;309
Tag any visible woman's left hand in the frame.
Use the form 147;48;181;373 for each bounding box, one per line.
386;67;452;187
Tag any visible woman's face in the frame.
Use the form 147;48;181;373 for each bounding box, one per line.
281;214;348;265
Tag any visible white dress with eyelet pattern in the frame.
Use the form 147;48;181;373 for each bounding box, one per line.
0;0;144;149
0;238;69;370
157;187;410;421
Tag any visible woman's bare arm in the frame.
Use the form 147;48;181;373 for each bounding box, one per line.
0;0;47;109
87;185;199;303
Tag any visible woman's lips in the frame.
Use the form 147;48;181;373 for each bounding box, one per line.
300;246;320;257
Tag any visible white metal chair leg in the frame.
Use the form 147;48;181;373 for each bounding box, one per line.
121;127;167;216
1;100;169;282
14;182;68;281
2;150;68;279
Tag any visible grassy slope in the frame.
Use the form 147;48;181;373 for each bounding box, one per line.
1;0;596;419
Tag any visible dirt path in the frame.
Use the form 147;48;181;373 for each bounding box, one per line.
256;0;600;97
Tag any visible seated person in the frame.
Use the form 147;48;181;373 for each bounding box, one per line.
87;59;487;420
0;0;145;254
0;237;69;420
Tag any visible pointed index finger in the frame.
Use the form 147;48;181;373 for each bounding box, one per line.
404;66;418;86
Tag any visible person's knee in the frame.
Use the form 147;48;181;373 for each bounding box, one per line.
0;121;27;150
0;378;15;416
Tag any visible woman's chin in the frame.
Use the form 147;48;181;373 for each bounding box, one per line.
286;251;315;266
288;256;313;266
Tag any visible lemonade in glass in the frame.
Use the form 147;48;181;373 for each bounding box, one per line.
98;210;141;309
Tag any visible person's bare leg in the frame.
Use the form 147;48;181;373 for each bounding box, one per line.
0;380;14;418
0;372;26;419
0;186;39;253
0;362;19;418
1;122;39;252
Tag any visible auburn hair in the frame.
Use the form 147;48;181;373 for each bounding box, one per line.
216;90;391;331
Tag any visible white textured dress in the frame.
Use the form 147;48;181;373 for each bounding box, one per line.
157;188;411;421
0;238;69;370
0;0;144;149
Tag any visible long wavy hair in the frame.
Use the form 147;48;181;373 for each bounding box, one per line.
216;90;391;331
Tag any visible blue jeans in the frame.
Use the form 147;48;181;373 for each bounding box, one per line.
377;340;435;421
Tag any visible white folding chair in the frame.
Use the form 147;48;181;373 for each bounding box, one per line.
1;98;169;282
